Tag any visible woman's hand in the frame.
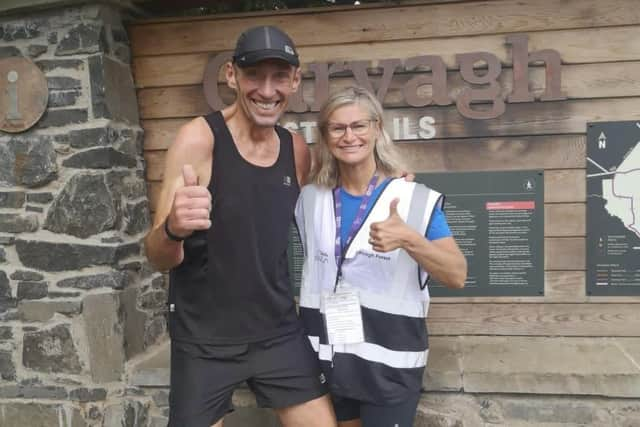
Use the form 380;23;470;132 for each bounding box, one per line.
368;198;416;252
369;197;467;288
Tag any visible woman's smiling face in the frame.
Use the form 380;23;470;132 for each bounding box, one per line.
326;103;378;168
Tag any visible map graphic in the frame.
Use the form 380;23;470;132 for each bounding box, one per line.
587;121;640;295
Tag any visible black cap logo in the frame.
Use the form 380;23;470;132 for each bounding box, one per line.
233;26;299;68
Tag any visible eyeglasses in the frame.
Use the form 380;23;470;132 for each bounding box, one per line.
326;119;376;139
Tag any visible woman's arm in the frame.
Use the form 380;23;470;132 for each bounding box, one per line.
369;198;467;288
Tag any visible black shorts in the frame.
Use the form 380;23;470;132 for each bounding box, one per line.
168;330;328;427
331;393;421;427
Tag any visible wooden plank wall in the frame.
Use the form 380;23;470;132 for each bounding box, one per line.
129;0;640;345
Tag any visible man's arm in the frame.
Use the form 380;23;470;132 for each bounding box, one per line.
292;132;311;186
144;118;214;271
369;199;467;288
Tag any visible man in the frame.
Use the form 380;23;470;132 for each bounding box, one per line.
144;26;336;427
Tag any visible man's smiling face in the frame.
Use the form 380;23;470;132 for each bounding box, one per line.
228;59;301;128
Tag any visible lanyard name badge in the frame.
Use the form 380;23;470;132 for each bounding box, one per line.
323;174;378;345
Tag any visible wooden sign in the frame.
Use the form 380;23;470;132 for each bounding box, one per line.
203;34;565;120
0;57;48;133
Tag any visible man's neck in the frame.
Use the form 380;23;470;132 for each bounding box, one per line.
223;105;280;167
225;106;275;145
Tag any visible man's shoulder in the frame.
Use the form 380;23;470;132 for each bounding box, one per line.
172;116;214;154
289;131;308;151
386;177;416;191
280;126;304;147
384;178;444;206
288;130;310;185
387;177;440;195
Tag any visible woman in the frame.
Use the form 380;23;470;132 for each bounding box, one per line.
295;86;467;427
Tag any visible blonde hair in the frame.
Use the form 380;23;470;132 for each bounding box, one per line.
310;86;405;188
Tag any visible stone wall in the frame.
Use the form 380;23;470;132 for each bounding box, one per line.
0;4;167;426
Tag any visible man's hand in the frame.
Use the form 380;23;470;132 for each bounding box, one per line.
401;171;415;182
369;198;414;252
165;164;212;239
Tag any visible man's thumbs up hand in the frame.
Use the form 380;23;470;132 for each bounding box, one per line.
369;198;410;252
182;164;199;187
165;164;212;240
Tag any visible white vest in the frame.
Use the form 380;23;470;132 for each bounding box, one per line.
296;178;442;318
295;178;443;371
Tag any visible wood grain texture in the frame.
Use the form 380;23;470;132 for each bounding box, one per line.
427;272;640;303
545;237;585;270
396;136;585;173
142;118;188;150
129;0;640;56
545;170;586;203
545;203;585;237
426;302;640;336
133;30;640;88
136;62;640;116
137;96;640;144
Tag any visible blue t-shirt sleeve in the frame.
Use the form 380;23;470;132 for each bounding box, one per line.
340;183;451;241
426;206;452;240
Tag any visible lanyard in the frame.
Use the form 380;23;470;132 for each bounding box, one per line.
333;174;379;271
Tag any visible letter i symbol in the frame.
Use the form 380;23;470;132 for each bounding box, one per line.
7;70;21;120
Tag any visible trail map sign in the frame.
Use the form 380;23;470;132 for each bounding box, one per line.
587;121;640;296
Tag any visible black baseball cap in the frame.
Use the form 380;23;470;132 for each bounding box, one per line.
233;26;299;68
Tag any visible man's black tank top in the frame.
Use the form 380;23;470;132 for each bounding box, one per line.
168;111;301;344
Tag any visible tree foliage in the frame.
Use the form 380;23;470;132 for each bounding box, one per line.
146;0;399;16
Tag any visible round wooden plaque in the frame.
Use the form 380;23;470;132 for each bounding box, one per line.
0;57;49;133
